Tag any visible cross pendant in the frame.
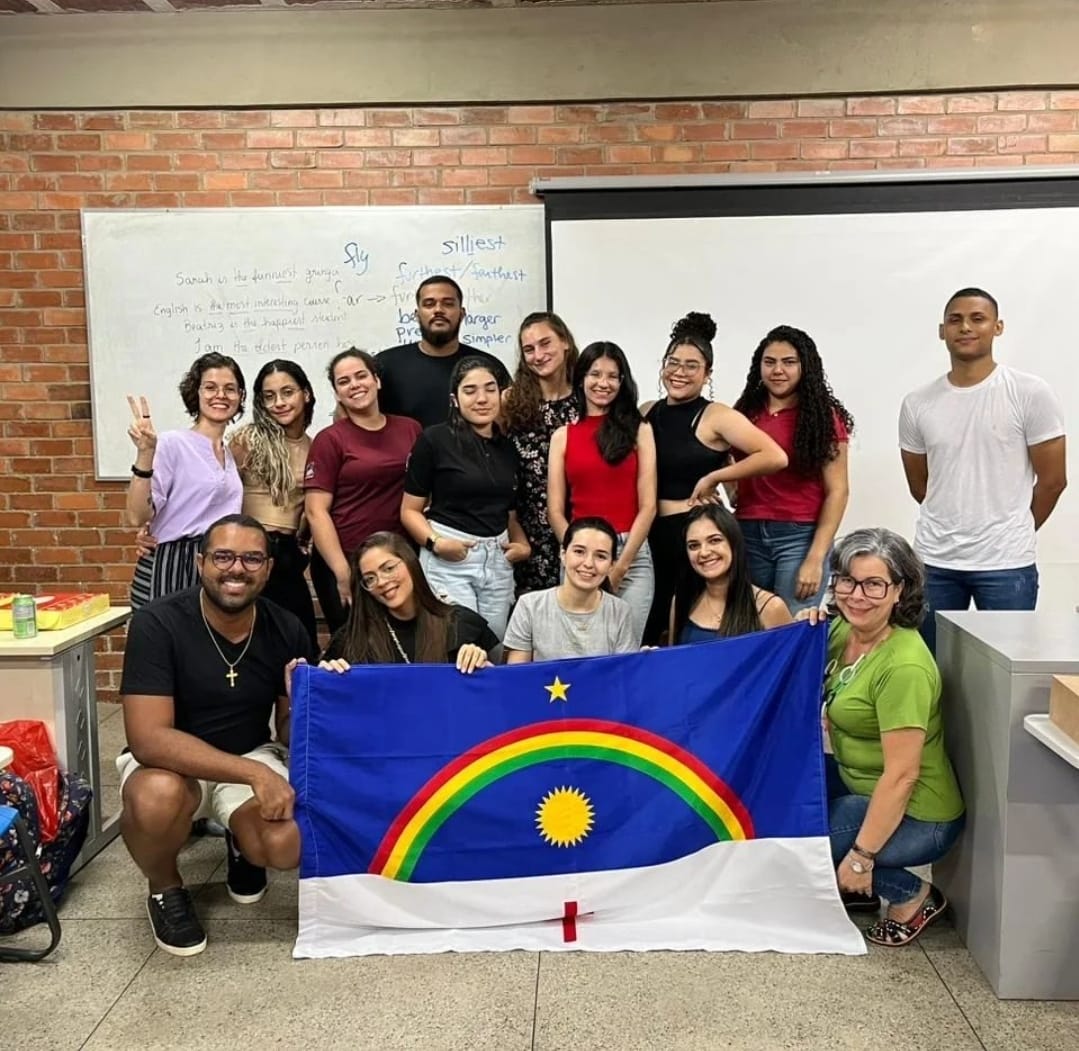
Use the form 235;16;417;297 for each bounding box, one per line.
226;667;238;688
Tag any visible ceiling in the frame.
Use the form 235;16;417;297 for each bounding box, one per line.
2;0;753;13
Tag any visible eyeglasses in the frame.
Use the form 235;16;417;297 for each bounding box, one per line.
360;558;403;591
208;549;268;570
663;357;703;376
832;575;895;600
201;383;241;398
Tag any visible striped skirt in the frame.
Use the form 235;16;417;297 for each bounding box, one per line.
130;535;201;610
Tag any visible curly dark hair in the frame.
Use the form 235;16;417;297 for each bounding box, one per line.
732;325;853;475
178;352;246;421
666;311;716;368
504;311;580;432
573;341;641;465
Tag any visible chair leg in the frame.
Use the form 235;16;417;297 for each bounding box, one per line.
0;816;62;963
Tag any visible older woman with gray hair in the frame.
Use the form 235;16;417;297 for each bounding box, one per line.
801;527;965;947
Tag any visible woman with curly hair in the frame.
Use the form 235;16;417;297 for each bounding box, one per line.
502;312;580;595
125;352;246;608
547;341;656;644
228;360;318;647
640;312;787;644
732;324;854;612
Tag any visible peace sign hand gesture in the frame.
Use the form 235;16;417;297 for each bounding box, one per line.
126;395;157;455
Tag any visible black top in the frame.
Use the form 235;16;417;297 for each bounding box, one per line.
322;603;499;664
404;422;518;536
119;587;316;756
645;397;731;501
376;342;512;429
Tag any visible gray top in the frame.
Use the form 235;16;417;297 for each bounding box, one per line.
937;610;1079;674
504;588;637;662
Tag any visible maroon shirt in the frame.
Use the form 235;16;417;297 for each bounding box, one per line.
303;415;421;553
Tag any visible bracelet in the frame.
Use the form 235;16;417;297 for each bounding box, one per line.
131;464;153;479
851;843;877;860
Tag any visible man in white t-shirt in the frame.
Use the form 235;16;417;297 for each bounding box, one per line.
898;287;1067;652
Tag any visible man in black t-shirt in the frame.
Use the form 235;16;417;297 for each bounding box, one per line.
118;514;315;956
377;275;511;428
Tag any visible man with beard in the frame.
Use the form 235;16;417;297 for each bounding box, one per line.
377;275;511;427
117;514;316;956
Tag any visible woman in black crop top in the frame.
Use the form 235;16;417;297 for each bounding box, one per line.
639;312;787;645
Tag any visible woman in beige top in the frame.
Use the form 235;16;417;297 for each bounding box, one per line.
228;359;318;646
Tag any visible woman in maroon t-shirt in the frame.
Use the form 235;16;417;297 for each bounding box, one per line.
304;348;421;634
731;325;855;612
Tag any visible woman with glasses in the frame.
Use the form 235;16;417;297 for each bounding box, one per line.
801;528;964;947
503;517;637;663
321;531;497;672
669;505;792;644
732;325;855;613
401;357;530;640
227;360;318;648
305;349;422;635
640;312;788;644
503;312;581;596
126;353;246;609
547;341;656;645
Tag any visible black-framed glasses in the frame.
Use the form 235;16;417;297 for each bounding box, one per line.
360;559;403;591
832;574;894;600
209;550;268;570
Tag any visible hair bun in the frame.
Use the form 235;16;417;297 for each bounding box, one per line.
670;311;717;344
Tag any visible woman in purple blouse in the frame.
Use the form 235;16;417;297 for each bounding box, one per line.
125;353;246;608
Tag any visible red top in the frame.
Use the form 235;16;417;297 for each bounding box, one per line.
303;414;422;552
564;414;639;533
734;407;849;523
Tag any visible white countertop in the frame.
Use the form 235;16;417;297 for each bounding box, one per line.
937;611;1079;674
0;607;131;657
1024;714;1079;771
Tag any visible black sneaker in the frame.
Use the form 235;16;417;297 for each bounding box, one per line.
225;831;267;905
146;887;207;957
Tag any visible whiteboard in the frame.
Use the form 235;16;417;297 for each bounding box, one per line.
83;206;544;478
551;209;1078;610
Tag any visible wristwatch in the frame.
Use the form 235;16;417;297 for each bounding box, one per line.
424;534;439;553
848;855;874;875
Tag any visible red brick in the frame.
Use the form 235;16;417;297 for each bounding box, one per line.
127;155;173;172
976;114;1027;134
850;139;898;158
269;151;316;169
222;112;270;129
899;138;946;157
35;113;77;131
828;119;877;137
536;125;582;145
363;149;413;168
459;147;508;166
296;129;345;148
556;147;604;165
701;142;749;161
442;168;489;187
1028;112;1078;132
946;94;995;113
439;126;487;146
246;130;295;149
945;137;997;155
1049;92;1079;110
392;169;438;188
655;103;703;121
370;189;418;205
413;109;462;126
365;110;411;127
269;110;318;127
702;102;747;119
847;97;897;116
927;116;978;135
390;128;439;148
460;107;506;124
997;135;1047;154
748;100;796;118
586;125;633;143
508;146;557;165
996;91;1047;111
797;99;845;117
297;170;343;189
731;121;780;139
466;189;515;205
780;120;828;138
800;141;849;160
249;172;297;190
636;124;681;142
1048;134;1079;152
606;145;653;164
411;148;461;167
103;132;151;150
152;132;200;150
220;152;270;170
177;112;222;129
201;132;246;150
343;129;393;147
128;113;174;130
490;126;537;145
417;189;466;205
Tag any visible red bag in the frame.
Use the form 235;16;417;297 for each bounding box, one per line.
0;720;61;842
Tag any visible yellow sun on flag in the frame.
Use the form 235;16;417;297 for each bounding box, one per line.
536;786;594;847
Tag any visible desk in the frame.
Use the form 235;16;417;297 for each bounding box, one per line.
0;607;131;868
935;611;1079;1000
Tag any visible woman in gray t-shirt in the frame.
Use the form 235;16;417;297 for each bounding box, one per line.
503;517;638;663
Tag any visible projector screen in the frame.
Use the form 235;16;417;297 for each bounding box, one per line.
546;176;1079;611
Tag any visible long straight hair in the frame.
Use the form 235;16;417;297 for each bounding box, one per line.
337;532;453;664
573;341;641;464
671;506;762;640
504;311;580;431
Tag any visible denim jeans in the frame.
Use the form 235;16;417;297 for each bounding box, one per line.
614;536;654;647
921;563;1039;653
419;521;516;639
826;756;964;905
739;519;827;614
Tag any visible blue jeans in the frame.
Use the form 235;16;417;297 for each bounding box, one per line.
826;757;964;905
739;519;826;613
921;563;1039;653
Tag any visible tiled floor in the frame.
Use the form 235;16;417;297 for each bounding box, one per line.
3;703;1077;1050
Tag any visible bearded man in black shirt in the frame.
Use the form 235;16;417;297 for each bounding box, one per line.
118;513;316;956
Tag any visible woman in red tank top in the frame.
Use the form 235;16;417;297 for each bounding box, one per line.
547;341;656;644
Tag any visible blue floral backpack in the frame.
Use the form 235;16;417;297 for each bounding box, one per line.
0;768;92;934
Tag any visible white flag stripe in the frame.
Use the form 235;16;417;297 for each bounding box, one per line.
295;836;865;957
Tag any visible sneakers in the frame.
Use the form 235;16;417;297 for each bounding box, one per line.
146;887;207;957
225;831;267;905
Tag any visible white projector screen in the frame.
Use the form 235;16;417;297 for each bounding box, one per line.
548;192;1078;612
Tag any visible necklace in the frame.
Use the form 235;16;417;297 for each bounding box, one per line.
702;593;725;628
385;619;411;664
199;592;256;688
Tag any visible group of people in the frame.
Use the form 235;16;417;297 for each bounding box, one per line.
117;278;1066;958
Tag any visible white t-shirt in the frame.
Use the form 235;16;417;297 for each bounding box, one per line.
898;365;1065;570
503;588;637;662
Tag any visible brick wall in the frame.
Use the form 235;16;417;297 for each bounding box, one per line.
2;89;1078;696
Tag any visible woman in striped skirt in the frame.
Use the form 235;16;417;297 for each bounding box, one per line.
126;353;245;608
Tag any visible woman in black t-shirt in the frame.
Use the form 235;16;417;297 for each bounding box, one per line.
400;356;531;639
322;531;499;672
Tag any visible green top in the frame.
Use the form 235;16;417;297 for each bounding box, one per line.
826;619;964;823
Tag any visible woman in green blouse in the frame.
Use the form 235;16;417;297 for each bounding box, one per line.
804;527;964;947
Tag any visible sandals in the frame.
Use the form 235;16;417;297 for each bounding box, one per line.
865;884;947;946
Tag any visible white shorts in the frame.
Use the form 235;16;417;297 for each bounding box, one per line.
116;741;289;828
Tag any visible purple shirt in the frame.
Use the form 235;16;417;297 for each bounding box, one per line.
150;430;243;542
